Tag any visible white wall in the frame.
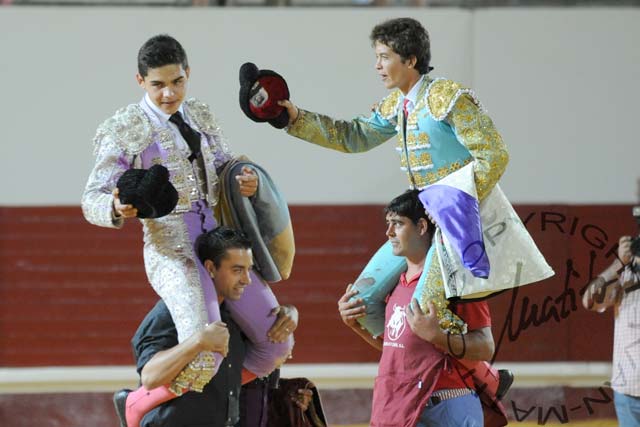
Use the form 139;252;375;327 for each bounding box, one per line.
473;9;640;203
0;7;637;205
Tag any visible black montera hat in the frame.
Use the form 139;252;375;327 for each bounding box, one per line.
239;62;290;129
116;164;179;219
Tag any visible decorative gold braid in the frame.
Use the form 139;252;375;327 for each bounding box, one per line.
447;95;509;200
426;79;463;121
418;252;466;334
376;90;402;120
169;351;216;395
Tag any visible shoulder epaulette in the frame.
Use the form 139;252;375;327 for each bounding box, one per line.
185;98;221;136
375;89;402;121
425;78;484;121
93;104;153;155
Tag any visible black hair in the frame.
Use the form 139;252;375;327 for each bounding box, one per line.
384;189;432;229
196;226;252;268
370;18;433;74
137;34;189;77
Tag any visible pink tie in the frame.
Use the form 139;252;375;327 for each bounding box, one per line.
403;98;410;117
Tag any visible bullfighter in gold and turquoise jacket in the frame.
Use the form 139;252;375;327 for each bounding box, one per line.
286;76;517;335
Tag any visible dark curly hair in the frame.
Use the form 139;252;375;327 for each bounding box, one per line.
370;18;433;75
137;34;189;77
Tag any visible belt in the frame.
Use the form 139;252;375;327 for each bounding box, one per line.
426;388;474;407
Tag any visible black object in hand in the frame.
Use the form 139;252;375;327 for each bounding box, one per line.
116;164;179;219
239;62;290;129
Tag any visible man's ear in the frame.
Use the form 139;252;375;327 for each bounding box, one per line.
407;55;418;69
417;218;430;236
185;66;191;79
204;259;216;278
135;73;145;88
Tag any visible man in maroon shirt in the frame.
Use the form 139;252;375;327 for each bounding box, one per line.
338;190;506;427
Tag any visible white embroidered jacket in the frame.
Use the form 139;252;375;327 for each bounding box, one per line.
82;98;234;229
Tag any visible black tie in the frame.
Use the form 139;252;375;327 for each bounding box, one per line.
169;111;201;162
402;98;409;136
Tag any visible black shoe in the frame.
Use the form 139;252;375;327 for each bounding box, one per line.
113;389;131;427
496;369;514;400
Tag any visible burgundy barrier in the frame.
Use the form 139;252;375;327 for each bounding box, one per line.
0;205;635;366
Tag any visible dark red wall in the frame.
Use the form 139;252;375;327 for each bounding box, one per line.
0;205;634;366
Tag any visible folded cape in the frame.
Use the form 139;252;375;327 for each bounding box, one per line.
418;162;489;278
216;158;295;282
433;182;554;300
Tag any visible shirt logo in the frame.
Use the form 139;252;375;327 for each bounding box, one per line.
386;304;406;341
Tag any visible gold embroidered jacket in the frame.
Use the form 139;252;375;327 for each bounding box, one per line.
287;77;509;200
